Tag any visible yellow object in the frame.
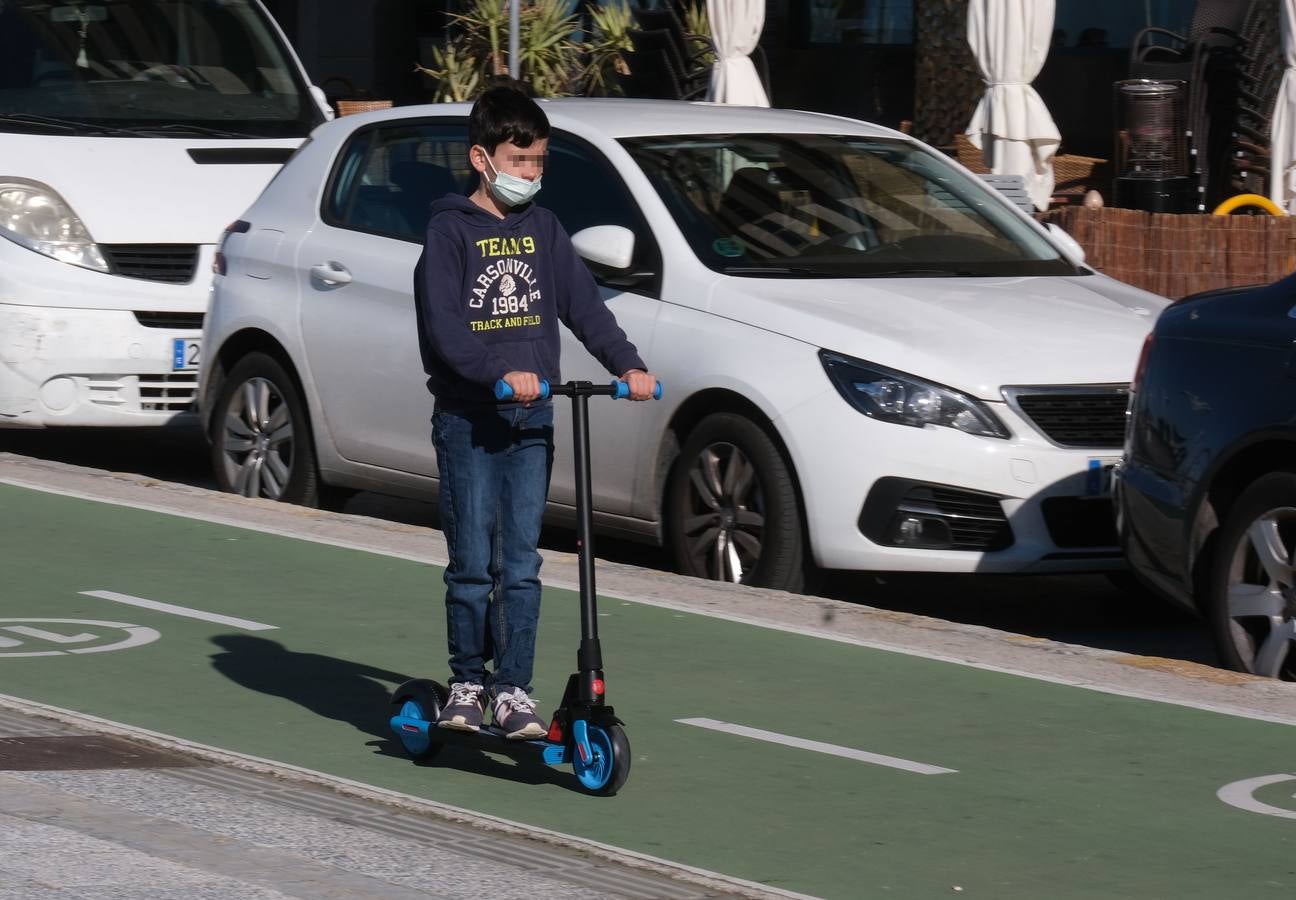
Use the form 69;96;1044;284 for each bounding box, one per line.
1212;194;1286;216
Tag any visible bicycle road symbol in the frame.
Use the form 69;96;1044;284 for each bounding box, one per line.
1218;774;1296;820
0;618;160;657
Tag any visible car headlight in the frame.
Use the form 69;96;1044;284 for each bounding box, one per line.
0;179;109;273
820;350;1010;439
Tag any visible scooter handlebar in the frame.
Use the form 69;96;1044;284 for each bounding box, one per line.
494;379;663;401
493;379;550;401
609;379;664;400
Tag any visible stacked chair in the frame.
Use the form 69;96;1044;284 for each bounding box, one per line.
1224;0;1282;198
1126;0;1257;209
619;5;770;102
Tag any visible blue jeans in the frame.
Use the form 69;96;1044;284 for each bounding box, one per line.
432;402;553;694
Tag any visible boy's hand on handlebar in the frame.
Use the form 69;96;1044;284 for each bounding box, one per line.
502;371;542;403
621;369;657;401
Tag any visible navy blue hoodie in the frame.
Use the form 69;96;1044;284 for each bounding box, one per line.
414;194;646;407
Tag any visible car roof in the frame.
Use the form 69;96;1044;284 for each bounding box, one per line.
342;98;902;140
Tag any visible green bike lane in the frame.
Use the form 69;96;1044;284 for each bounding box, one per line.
1;481;1293;899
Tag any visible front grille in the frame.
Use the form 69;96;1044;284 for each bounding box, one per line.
101;245;199;284
139;373;198;411
84;373;198;413
1042;497;1119;548
1007;387;1129;448
134;311;205;330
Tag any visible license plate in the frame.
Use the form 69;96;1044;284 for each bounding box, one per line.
172;338;201;372
1085;458;1118;497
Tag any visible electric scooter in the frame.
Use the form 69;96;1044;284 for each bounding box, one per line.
387;377;662;796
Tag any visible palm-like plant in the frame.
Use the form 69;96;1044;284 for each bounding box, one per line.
417;0;585;99
584;0;633;96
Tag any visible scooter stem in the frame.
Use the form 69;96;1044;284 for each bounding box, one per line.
569;386;605;705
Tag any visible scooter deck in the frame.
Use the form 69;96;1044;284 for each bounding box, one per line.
391;713;569;765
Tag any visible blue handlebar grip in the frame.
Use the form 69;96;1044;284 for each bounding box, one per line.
610;379;664;400
493;379;550;400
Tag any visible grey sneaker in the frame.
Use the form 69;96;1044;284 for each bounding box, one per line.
491;688;548;739
437;682;484;732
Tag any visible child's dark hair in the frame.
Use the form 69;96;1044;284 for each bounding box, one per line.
468;83;550;153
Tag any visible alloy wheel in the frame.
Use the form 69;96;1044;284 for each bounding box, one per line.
681;441;765;583
1222;508;1296;679
219;376;295;500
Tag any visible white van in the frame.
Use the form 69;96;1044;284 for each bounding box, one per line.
0;0;329;427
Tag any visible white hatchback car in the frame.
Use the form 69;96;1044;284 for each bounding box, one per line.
199;99;1166;592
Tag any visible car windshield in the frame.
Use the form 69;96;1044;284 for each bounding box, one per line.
620;133;1078;278
0;0;315;138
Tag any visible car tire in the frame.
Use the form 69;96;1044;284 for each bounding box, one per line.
666;412;807;592
211;352;324;507
1204;471;1296;680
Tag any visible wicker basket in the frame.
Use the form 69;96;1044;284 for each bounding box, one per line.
954;133;991;174
1052;153;1114;203
336;99;393;116
956;134;1113;205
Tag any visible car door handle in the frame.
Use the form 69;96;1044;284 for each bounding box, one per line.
310;261;352;285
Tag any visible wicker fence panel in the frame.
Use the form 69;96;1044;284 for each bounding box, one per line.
1038;208;1296;298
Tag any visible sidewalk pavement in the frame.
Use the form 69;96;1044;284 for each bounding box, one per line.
2;452;1295;900
0;702;736;900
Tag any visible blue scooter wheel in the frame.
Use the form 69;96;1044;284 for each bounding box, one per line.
388;679;447;762
573;723;631;796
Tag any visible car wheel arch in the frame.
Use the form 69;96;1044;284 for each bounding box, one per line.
1189;438;1296;612
655;388;815;565
207;329;311;440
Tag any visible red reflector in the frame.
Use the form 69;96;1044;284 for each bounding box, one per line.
546;720;563;742
592;678;605;695
401;724;420;732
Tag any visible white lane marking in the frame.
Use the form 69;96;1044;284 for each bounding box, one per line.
677;717;958;775
6;476;1296;729
81;590;277;632
1217;774;1296;820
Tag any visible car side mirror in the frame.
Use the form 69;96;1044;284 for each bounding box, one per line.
571;224;655;291
1045;222;1086;265
309;84;335;122
572;225;635;270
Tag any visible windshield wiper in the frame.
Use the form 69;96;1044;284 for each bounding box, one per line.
858;267;975;278
721;265;820;277
125;122;258;139
0;113;139;137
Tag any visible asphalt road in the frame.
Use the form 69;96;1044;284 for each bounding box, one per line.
0;423;1218;669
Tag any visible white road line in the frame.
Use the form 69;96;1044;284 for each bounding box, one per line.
80;590;277;632
676;717;958;775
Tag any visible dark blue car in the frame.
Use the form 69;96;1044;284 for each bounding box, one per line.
1117;273;1296;680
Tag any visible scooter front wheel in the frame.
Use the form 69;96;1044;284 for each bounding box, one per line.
573;723;631;796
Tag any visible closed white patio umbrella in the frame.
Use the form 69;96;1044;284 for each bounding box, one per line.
1271;0;1296;213
965;0;1061;211
706;0;770;106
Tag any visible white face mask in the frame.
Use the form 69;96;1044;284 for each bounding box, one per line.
483;152;542;207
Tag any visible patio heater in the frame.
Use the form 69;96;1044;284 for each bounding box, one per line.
1112;79;1193;214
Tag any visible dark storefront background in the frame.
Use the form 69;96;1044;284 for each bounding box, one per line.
261;0;1199;158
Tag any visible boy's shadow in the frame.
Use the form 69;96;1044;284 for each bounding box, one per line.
209;634;410;742
209;635;578;791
